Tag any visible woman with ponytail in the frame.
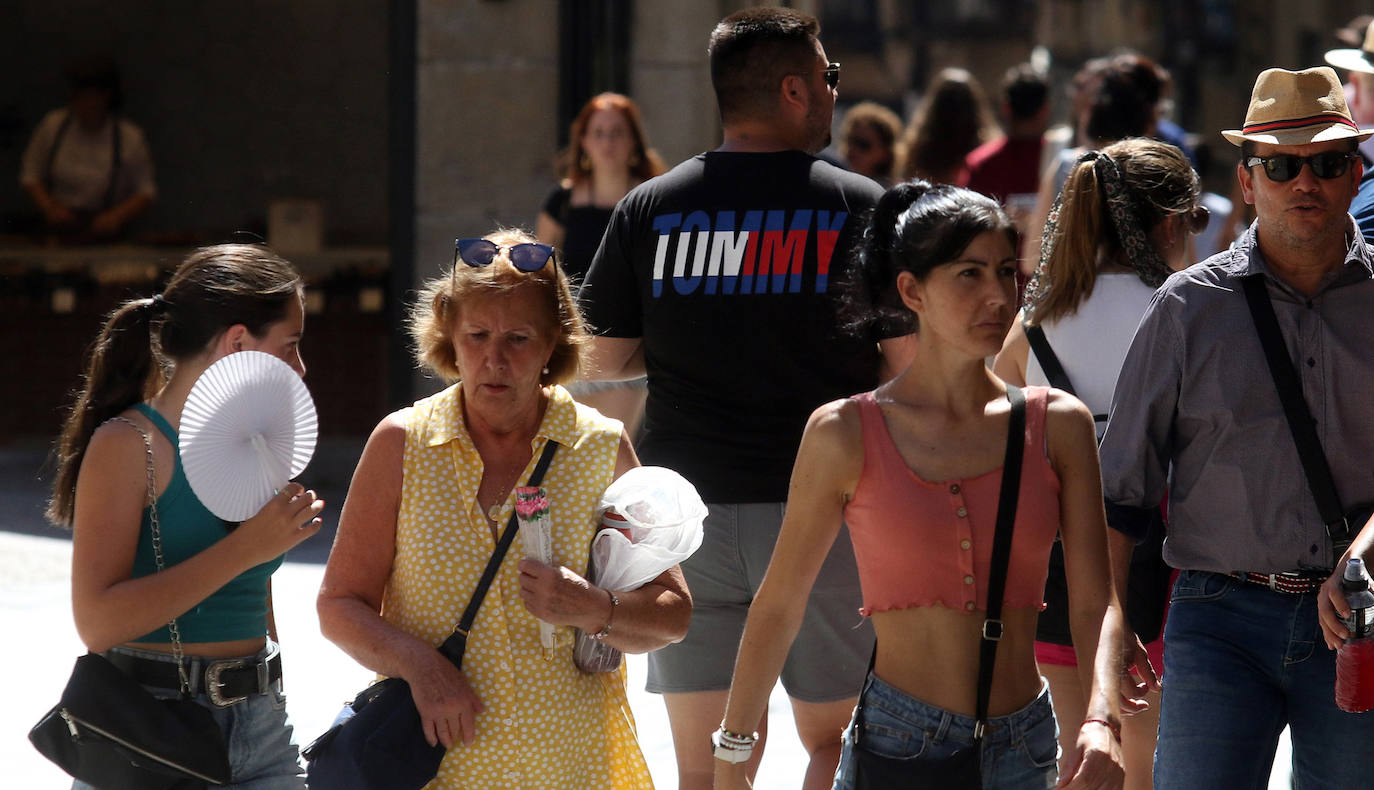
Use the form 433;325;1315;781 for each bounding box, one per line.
49;244;325;789
717;182;1128;789
993;138;1204;790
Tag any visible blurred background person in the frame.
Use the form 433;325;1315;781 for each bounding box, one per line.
966;63;1052;239
19;55;156;242
896;67;997;186
994;139;1205;790
1025;53;1167;272
837;101;902;187
536;92;664;438
1326;18;1374;241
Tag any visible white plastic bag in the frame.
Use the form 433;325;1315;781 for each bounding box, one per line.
589;466;706;592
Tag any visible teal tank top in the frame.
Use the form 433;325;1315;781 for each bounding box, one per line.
128;403;284;643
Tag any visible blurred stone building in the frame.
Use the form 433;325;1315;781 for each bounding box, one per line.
0;0;1362;439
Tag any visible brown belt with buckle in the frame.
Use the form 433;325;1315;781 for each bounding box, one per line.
104;649;283;706
1231;570;1327;595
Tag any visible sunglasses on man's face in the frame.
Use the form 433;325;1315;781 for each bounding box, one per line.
824;62;840;91
1244;152;1356;182
454;238;556;272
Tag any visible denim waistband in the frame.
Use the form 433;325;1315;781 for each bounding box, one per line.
860;672;1052;746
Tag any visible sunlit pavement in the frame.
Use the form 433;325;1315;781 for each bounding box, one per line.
2;531;813;789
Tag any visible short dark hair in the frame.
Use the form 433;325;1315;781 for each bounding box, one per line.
1002;64;1049;121
708;7;820;124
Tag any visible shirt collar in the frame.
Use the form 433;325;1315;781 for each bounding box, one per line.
423;383;582;449
1224;216;1374;285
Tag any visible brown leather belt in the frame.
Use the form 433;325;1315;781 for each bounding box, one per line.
1231;570;1327;595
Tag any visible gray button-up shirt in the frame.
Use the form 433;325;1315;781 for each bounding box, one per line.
1100;219;1374;573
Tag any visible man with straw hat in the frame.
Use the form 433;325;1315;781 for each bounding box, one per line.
1327;18;1374;240
1100;66;1374;787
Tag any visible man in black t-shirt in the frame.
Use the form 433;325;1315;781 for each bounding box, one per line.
580;9;903;789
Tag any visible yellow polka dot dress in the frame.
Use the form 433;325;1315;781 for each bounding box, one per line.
384;384;655;789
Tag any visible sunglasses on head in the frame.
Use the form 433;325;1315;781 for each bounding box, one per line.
824;62;840;91
454;238;557;272
1244;151;1356;182
1187;204;1210;235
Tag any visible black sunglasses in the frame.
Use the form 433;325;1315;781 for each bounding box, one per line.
454;238;557;272
1244;152;1356;182
824;62;841;91
1187;204;1210;235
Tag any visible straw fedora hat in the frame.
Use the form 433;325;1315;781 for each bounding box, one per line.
1325;19;1374;75
1221;66;1374;146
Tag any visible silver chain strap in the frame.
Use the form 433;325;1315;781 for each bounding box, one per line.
108;416;190;695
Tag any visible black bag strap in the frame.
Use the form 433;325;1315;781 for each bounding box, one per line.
974;384;1025;736
1023;318;1077;397
437;440;559;663
1240;275;1350;542
857;386;1025;743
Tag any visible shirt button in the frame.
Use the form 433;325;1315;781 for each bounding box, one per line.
950;484;960;494
960;539;971;550
965;601;976;611
956;507;968;518
964;575;975;585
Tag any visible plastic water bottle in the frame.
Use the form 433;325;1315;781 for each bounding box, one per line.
1335;558;1374;713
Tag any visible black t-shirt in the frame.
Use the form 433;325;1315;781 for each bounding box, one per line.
581;150;884;502
542;186;614;284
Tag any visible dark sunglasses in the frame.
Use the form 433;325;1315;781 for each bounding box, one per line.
454;238;556;272
824;62;840;91
1187;204;1210;235
1244;152;1356;182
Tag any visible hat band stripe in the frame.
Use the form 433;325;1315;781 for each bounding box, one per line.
1243;113;1359;134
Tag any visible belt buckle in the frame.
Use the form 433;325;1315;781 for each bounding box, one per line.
206;659;249;707
1266;573;1280;592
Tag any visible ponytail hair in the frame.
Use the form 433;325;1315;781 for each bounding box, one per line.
1027;138;1197;325
48;244;301;526
841;179;1016;336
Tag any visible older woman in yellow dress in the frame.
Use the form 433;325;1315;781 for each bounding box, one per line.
318;228;690;788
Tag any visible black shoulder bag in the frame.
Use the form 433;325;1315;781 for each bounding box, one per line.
1023;317;1171;647
29;418;232;790
303;439;558;790
851;386;1025;789
1241;275;1372;564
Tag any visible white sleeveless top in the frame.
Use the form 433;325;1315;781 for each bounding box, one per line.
1025;272;1159;438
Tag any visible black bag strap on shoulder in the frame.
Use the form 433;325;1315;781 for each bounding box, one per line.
1240;275;1351;545
857;386;1025;742
974;384;1026;736
1023;317;1077;397
437;439;559;663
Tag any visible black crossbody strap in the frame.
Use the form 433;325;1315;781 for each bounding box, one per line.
974;384;1026;734
1240;275;1348;538
438;440;560;663
1023;318;1077;397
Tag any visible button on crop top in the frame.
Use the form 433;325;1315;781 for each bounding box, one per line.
128;404;282;642
844;387;1061;616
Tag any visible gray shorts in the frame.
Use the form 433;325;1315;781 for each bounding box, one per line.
646;502;873;703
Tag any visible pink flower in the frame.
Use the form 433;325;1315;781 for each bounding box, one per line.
515;487;551;518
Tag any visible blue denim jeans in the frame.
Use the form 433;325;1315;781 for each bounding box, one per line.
833;673;1059;790
72;644;305;790
1155;570;1374;789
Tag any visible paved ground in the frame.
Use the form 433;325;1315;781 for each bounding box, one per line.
1;439;1292;788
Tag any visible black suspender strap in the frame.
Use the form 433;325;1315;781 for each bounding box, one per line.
43;111;124;211
438;439;560;663
1240;275;1350;543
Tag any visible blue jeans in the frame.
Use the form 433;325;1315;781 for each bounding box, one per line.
833;673;1059;790
72;645;305;790
1155;570;1374;789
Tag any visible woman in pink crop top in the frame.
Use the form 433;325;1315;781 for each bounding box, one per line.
716;182;1132;790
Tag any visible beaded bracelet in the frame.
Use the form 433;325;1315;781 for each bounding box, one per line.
591;590;620;640
717;722;759;745
1082;717;1122;743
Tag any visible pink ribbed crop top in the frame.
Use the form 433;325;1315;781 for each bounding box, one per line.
844;387;1061;616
